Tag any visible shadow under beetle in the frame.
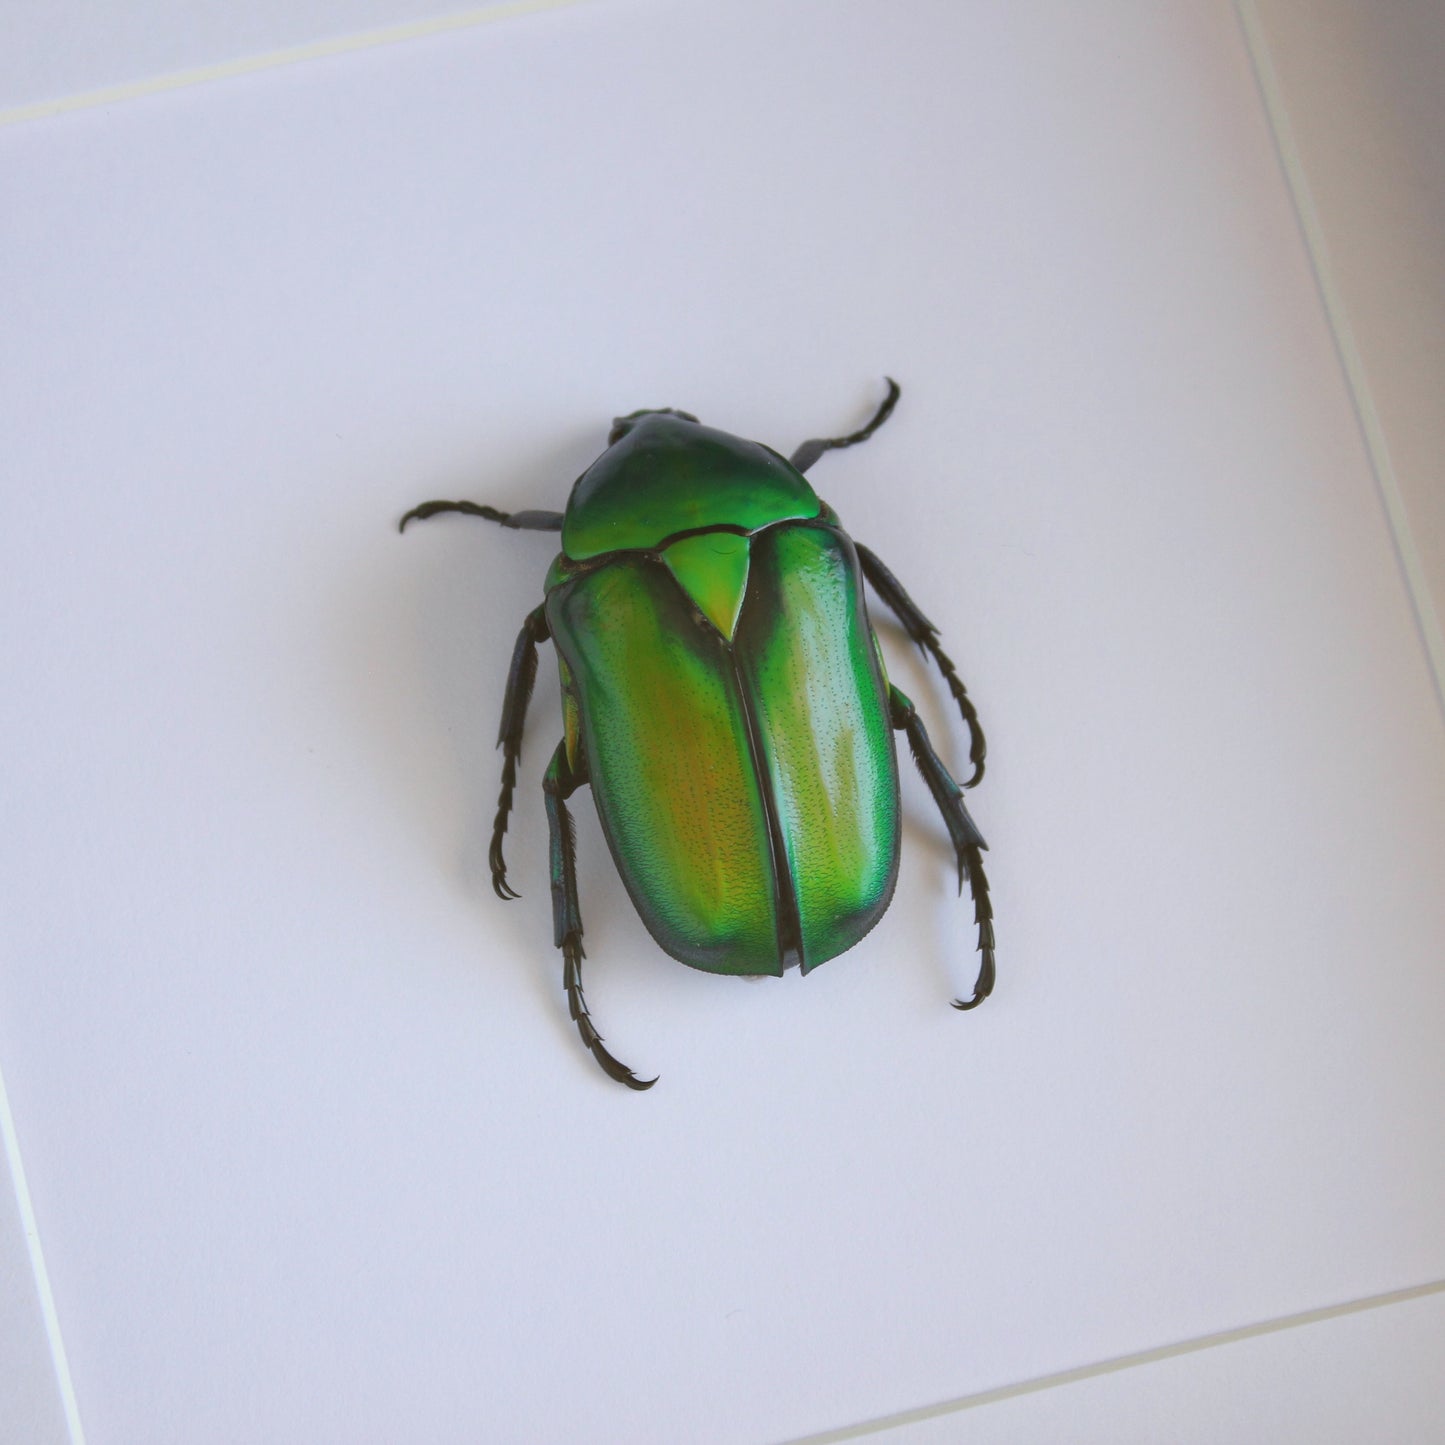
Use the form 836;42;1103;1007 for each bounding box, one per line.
401;380;994;1089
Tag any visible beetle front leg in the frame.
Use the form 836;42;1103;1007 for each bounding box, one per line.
789;377;901;473
860;543;986;787
889;686;995;1011
542;742;657;1091
398;500;563;532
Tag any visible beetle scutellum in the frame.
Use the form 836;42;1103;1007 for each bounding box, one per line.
401;381;993;1088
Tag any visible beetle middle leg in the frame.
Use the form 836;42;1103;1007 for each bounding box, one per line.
543;741;657;1091
859;543;986;787
490;605;550;900
889;685;995;1011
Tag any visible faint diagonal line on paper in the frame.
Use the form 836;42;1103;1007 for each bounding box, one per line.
0;0;592;130
781;1277;1445;1444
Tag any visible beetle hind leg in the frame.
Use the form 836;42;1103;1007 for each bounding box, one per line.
543;742;657;1091
890;686;995;1011
860;543;986;786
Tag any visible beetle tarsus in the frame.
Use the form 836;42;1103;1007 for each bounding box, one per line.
890;686;996;1012
398;500;564;533
951;930;995;1010
490;853;521;901
546;742;656;1089
858;542;986;786
564;935;657;1091
788;377;902;474
948;840;995;1009
490;755;524;899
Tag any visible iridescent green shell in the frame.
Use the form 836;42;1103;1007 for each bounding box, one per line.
545;517;898;974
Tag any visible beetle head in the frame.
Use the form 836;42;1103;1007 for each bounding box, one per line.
608;408;700;446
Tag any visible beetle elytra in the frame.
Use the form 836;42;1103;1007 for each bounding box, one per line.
401;380;993;1088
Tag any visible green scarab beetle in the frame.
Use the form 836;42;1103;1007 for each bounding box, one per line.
401;380;993;1088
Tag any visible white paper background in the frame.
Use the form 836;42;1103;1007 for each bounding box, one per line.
2;2;1443;1441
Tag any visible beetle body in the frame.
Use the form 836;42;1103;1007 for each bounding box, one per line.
548;413;899;975
402;382;993;1088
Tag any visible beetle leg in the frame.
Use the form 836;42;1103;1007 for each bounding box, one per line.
543;741;658;1091
889;686;995;1011
859;543;986;787
489;605;551;901
788;377;901;474
398;500;563;533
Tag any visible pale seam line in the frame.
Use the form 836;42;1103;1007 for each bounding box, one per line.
0;0;591;130
0;1057;87;1445
780;1278;1445;1443
1233;0;1445;718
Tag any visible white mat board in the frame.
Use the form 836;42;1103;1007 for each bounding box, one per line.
2;2;1442;1440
